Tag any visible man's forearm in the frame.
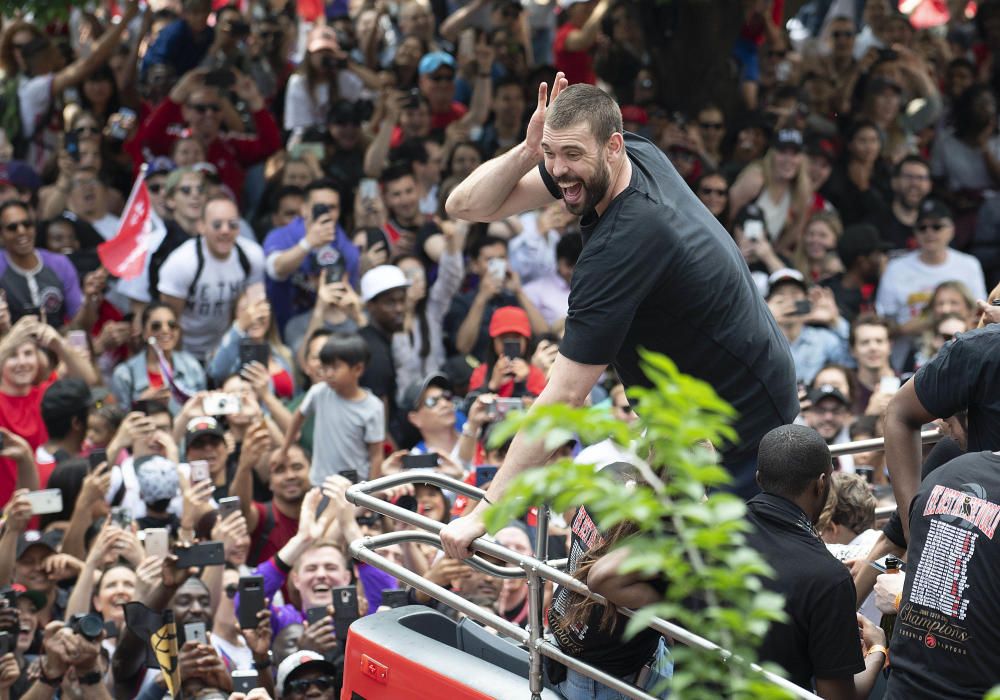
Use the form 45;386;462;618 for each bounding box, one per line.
884;411;922;543
56;342;100;385
454;296;488;355
446;143;538;221
271;245;309;281
363;119;394;178
853;652;886;700
15;455;39;491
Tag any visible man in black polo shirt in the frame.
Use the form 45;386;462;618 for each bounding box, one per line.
747;424;886;697
358;265;408;443
442;75;797;559
885;322;1000;542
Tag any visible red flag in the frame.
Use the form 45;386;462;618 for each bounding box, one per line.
98;176;161;280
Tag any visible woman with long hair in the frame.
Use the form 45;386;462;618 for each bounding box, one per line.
693;170;729;228
79;63;121;126
110;301;207;415
820;120;892;226
728;129;813;254
284;25;367;133
793;210;845;283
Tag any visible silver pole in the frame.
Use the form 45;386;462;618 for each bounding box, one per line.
828;428;940;457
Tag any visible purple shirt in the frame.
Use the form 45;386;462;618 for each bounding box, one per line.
0;249;82;325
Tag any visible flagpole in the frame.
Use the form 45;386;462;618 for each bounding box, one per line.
118;163;149;234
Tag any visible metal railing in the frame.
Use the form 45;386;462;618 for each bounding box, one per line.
346;472;822;700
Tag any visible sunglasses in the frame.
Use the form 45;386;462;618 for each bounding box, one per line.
74;126;100;136
832;31;853;39
422;391;453;409
178;185;206;196
699;187;727;197
189;103;221;114
148;183;164;194
150;320;179;332
286;677;336;694
699;121;724;130
427;73;455;82
3;220;34;233
224;584;238;599
916;222;947;232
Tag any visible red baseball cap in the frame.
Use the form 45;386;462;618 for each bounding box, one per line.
489;306;531;338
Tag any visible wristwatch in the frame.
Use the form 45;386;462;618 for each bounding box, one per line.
78;670;103;686
254;649;273;670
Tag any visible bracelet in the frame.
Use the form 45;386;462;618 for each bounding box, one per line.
865;644;889;668
37;664;61;687
461;425;479;439
297;237;312;252
894;592;902;611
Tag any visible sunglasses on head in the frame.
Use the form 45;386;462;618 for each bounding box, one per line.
286;677;336;694
150;320;178;332
189;103;221;114
422;391;453;409
3;220;34;233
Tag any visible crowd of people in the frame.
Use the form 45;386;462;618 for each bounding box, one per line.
0;0;998;697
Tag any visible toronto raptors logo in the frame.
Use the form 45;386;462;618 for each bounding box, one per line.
925;633;937;649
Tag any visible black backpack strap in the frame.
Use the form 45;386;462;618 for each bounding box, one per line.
248;502;275;567
186;239;206;301
235;240;251;278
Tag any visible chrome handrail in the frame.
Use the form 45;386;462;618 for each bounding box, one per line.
347;473;821;700
828;428;941;457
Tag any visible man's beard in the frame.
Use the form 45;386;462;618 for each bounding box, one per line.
561;158;612;216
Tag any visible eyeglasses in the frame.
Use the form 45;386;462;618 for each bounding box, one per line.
427;73;455;82
148;183;164;194
699;187;727;197
286;677;336;694
3;220;34;233
699;121;724;130
74;126;100;136
189;103;221;114
916;222;947;232
832;31;853;39
150;320;179;332
224;584;238;599
421;391;453;409
178;185;206;196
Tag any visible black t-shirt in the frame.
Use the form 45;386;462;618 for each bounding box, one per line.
886;451;1000;699
541;132;798;467
866;207;915;251
547;504;664;676
883;437;964;548
820;273;874;323
914;324;1000;454
359;324;400;441
744;493;864;689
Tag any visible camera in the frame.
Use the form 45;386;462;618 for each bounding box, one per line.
69;613;104;641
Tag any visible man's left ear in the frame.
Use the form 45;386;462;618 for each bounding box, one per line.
608;132;625;159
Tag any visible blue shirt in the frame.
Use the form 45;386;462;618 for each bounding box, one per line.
262;217;360;334
141;19;213;79
787;324;853;385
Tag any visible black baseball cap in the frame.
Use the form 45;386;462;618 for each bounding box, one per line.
401;372;452;412
916;197;952;224
838;223;891;267
773;128;804;151
734;202;766;229
16;530;63;559
808;384;850;407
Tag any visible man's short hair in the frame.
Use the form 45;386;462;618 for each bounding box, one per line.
41;378;91;440
556;232;583;265
201;193;236;219
829;472;876;534
304;178;342;201
757;424;832;498
469;234;508;260
893;154;929;178
849;313;892;348
379;161;415;187
319;333;370;368
292;538;348;573
272;185;305;207
545;83;623;146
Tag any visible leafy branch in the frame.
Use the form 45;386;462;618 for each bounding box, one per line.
484;350;793;698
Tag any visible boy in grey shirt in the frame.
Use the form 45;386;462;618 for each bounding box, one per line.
280;333;385;483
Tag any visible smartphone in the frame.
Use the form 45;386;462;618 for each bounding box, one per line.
494;397;524;419
487;258;506;281
855;465;874;484
189;460;211;483
401;453;439;470
217;496;241;522
339;469;359;484
743;220;764;242
109;108;136;141
143;528;169;558
322;259;347;284
475;465;499;488
237;576;266;629
65;130;80;161
67;330;89;351
183;621;207;645
0;632;12;655
109;506;131;529
879;376;901;395
292;142;326;160
394;494;418;512
305;606;329;627
24;489;63;516
239;340;270;369
365;227;387;251
232;670;257;693
203;393;241;416
174;541;225;569
20;305;41;318
502;339;522;359
204;68;235;89
312;203;331;221
381;589;409;609
792;299;812;315
88;448;107;472
332;586;359;642
359;178;378;201
458;29;476;61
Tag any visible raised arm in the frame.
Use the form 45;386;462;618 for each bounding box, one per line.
52;1;140;95
445;75;568;222
884;381;936;544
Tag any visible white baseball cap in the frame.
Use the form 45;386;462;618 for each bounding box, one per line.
360;264;409;303
275;650;339;696
559;0;592;8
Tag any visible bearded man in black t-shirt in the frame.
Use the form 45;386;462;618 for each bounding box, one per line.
441;75;798;561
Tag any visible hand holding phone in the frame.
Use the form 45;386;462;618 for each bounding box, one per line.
237;575;265;629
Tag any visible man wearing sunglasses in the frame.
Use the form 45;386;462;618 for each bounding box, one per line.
875;198;986;326
400;372;466;471
276;651;338;700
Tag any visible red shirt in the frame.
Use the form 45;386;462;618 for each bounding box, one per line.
250;501;299;565
134;99;282;202
0;377;55;507
554;23;596;86
467;364;547;397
